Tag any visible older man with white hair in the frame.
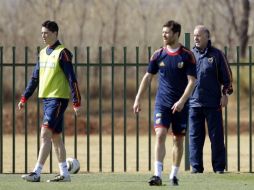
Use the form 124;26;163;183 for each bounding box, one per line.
189;25;233;174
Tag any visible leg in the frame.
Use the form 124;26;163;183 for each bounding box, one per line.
189;107;206;173
206;107;226;172
52;133;66;163
37;127;53;165
169;106;187;186
154;127;167;163
172;135;184;167
47;133;71;182
148;127;167;186
21;127;52;182
167;135;184;186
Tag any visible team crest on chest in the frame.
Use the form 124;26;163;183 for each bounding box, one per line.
208;57;214;63
159;61;165;67
177;62;184;68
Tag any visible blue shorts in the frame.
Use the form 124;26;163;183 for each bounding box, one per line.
42;98;69;134
153;104;188;135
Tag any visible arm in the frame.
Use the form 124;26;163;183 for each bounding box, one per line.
133;72;154;113
219;51;233;107
60;49;81;115
171;75;196;113
18;63;39;110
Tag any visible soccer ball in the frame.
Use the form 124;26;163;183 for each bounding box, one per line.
66;157;80;174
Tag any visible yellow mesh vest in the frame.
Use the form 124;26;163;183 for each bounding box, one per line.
38;45;70;98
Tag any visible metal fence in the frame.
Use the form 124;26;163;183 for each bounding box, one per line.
0;33;253;174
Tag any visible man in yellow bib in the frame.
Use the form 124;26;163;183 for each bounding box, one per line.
18;20;81;182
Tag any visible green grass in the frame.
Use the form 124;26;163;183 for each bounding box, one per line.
0;172;253;190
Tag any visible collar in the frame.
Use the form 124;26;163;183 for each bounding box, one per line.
193;40;212;55
48;40;61;50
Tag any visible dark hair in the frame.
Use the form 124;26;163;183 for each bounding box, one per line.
42;20;59;33
163;20;181;37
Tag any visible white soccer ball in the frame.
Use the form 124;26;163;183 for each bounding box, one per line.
66;157;80;174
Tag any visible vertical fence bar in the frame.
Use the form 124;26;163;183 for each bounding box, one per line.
36;47;40;157
224;47;228;171
135;47;139;172
86;47;90;172
236;47;240;171
111;47;115;172
148;46;152;171
24;47;28;173
12;47;16;173
99;46;102;172
184;33;190;170
248;46;252;173
0;47;3;173
74;47;78;158
123;47;127;172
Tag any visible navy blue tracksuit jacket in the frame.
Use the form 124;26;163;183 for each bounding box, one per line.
189;40;233;173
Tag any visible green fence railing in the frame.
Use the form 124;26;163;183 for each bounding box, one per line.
0;33;253;174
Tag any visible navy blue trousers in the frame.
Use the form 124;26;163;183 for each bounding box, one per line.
189;107;226;172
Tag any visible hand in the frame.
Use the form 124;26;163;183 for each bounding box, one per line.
133;101;141;114
220;95;228;107
73;106;81;116
171;100;184;114
18;101;24;110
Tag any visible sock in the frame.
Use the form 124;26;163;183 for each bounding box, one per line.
154;161;163;177
33;163;43;176
169;165;179;179
59;161;69;177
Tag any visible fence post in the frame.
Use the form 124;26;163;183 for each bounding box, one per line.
0;47;3;173
99;46;103;172
184;33;190;171
111;47;115;172
74;46;78;159
12;47;16;173
248;46;252;173
135;47;140;172
123;47;127;172
148;47;152;171
24;47;28;173
86;46;90;172
236;47;240;171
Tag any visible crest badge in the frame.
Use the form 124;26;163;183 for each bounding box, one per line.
159;61;165;67
208;57;214;63
177;62;184;68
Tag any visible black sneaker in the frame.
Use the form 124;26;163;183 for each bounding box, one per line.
148;175;162;186
21;172;40;182
170;176;179;186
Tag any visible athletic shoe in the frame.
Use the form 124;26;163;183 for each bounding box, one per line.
215;171;224;174
46;174;71;182
170;176;179;186
21;172;40;182
148;175;162;186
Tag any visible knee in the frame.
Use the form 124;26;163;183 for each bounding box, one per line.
156;132;167;144
173;136;184;147
40;130;52;143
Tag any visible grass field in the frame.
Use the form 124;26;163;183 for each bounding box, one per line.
0;172;254;190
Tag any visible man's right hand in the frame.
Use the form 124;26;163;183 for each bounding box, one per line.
133;101;141;114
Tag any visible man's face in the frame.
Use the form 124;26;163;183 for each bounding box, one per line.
41;27;57;46
162;27;178;46
193;28;209;50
